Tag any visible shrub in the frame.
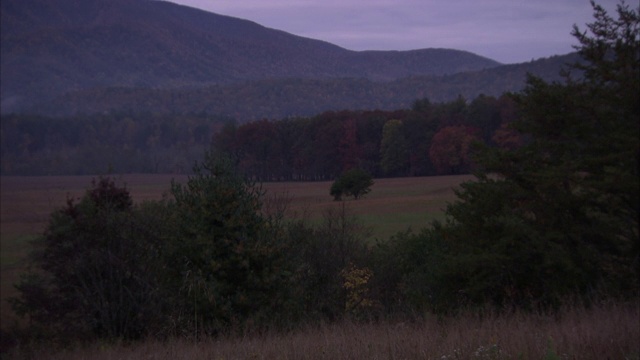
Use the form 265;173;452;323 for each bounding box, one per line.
10;177;171;340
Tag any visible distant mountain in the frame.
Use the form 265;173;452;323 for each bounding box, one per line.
32;52;580;121
1;0;501;113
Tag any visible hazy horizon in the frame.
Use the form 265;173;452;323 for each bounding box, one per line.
167;0;621;64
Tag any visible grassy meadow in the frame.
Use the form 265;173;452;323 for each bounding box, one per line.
7;303;639;359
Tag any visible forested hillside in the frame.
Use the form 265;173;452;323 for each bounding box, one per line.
2;52;576;176
1;0;499;114
27;53;577;120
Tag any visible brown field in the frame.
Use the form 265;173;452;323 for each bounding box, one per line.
7;302;639;359
0;174;471;328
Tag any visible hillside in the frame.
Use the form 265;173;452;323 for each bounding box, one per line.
0;0;501;114
32;53;580;121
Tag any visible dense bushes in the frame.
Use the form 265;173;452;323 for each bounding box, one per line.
10;178;172;340
10;154;375;340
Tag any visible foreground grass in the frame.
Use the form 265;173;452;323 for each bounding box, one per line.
6;302;638;359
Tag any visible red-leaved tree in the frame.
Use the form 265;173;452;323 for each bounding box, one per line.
429;126;480;174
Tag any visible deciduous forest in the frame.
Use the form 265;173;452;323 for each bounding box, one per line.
1;94;516;178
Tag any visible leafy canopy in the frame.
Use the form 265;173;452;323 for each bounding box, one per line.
331;168;374;200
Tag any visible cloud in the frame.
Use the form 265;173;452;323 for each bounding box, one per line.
167;0;621;63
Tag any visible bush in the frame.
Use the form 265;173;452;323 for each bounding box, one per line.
10;177;171;340
282;204;372;321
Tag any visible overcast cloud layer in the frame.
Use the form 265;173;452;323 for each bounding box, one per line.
167;0;621;64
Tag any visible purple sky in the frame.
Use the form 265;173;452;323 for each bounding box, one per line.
166;0;621;64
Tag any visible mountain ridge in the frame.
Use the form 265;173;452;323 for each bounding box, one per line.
1;0;502;114
31;52;579;121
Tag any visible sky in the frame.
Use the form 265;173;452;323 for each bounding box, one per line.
166;0;622;64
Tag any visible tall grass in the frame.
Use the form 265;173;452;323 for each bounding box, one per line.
7;302;638;359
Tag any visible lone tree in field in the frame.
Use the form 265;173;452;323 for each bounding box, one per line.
331;168;374;200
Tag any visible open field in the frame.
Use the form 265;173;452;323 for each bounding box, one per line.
0;174;472;328
262;175;472;239
7;302;639;359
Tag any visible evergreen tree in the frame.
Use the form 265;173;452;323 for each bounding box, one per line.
168;152;293;334
418;1;639;310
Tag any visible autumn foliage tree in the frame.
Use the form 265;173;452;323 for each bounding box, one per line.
428;125;480;174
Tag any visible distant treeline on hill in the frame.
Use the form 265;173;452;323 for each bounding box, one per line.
0;113;232;175
214;95;519;180
0;94;518;177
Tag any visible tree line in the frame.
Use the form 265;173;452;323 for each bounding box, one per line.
23;52;575;120
0;113;232;175
0;92;520;178
212;94;518;181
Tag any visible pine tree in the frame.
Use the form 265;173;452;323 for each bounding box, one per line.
426;1;639;309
